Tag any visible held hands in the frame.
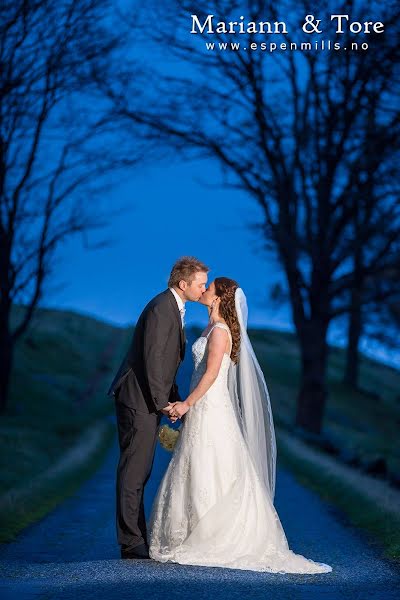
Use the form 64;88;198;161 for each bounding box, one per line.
160;402;177;418
168;400;190;421
160;401;190;422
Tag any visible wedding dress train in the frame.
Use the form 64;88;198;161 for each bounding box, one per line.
148;322;332;574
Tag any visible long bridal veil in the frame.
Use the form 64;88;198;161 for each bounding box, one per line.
228;287;277;502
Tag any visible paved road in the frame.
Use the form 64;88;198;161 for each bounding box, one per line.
1;337;400;599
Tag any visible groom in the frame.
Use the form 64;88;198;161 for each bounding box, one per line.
107;256;209;559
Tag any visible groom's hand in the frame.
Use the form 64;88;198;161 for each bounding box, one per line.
160;402;180;422
169;400;190;420
160;402;176;417
159;402;180;423
168;402;180;423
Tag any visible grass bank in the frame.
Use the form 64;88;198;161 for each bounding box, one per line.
277;428;400;563
250;327;400;488
0;306;129;542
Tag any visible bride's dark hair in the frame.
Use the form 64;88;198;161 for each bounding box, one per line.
214;277;240;364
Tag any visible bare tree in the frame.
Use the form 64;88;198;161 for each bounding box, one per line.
344;259;400;386
342;101;400;386
101;0;400;434
0;0;143;413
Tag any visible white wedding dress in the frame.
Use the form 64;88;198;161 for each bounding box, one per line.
148;322;332;574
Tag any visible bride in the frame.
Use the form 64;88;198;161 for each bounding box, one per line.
148;277;332;574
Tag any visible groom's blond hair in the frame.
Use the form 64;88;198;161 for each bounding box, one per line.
168;256;209;288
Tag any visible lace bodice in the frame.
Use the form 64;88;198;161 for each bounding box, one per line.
190;322;232;391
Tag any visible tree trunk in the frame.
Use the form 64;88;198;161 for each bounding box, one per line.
295;320;329;435
343;287;362;387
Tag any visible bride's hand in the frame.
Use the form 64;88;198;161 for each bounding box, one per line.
170;401;190;419
210;297;221;320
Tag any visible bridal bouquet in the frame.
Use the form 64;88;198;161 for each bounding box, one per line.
158;424;182;452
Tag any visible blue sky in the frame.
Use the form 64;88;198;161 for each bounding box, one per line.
47;158;290;331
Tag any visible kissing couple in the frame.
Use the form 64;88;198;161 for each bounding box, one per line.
107;256;332;574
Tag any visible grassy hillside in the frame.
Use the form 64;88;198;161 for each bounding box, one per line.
1;306;131;492
0;305;130;541
249;328;400;489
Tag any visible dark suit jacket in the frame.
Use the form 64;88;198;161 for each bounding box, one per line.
107;289;186;414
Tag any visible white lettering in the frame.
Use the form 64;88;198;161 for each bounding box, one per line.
331;14;385;34
191;14;214;34
331;14;349;34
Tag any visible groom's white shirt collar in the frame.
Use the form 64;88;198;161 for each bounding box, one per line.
169;287;185;312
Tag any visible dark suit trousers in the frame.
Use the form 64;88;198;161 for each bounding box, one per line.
114;394;161;550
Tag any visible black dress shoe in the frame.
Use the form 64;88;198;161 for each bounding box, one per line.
121;543;150;559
